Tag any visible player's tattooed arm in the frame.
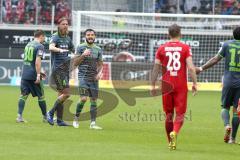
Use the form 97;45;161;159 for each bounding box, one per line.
196;54;222;74
96;61;103;80
72;49;91;67
49;43;69;53
150;59;162;96
35;56;42;84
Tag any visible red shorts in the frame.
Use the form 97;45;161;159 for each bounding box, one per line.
162;89;188;115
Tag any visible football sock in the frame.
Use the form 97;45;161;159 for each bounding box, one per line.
90;101;97;122
75;101;85;117
165;113;174;142
38;97;47;116
18;95;28;115
173;113;185;134
49;99;62;115
221;108;230;127
231;112;239;139
56;103;64;122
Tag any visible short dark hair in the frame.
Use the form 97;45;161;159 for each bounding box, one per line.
168;24;181;38
84;28;96;35
34;30;45;37
57;17;69;24
233;27;240;40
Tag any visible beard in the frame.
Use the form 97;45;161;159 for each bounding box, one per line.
59;28;68;35
86;38;95;44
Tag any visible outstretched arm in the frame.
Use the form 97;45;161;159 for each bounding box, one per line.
49;42;69;53
196;54;222;74
95;61;103;80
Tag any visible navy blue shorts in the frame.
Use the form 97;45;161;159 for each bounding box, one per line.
79;79;99;98
20;79;44;97
50;72;69;92
221;86;240;109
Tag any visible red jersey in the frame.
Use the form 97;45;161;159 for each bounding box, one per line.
155;41;192;90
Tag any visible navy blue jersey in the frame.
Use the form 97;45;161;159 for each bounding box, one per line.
21;41;45;80
50;32;74;70
218;40;240;88
76;43;103;81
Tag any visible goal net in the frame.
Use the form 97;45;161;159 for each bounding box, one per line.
71;11;240;89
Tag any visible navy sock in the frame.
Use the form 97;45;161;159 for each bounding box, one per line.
56;103;64;122
75;101;85;117
49;99;61;115
18;99;25;115
18;95;28;115
38;98;47;116
90;102;97;122
231;112;240;139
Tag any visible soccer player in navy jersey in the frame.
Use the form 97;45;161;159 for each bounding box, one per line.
16;30;47;123
46;17;74;126
196;27;240;144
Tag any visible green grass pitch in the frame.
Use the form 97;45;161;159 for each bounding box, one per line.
0;86;239;160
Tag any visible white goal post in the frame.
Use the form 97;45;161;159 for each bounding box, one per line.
71;11;240;89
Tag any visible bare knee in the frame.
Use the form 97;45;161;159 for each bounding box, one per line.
80;96;87;103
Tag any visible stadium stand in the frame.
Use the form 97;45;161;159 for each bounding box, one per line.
1;0;71;24
155;0;240;15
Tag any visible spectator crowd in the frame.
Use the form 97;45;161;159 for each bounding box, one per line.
1;0;240;25
155;0;240;15
1;0;71;24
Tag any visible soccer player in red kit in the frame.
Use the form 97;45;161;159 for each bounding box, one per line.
151;24;197;150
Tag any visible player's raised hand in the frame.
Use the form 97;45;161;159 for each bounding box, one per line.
192;84;197;96
82;49;91;57
195;67;202;75
35;74;41;84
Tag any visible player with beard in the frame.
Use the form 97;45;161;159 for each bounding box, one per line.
46;17;75;126
73;29;103;129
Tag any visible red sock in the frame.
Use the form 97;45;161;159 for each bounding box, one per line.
173;114;185;134
165;113;174;142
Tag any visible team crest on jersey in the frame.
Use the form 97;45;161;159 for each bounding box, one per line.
38;50;44;56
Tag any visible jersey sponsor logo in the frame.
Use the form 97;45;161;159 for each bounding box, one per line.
59;44;68;49
38;50;44;56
